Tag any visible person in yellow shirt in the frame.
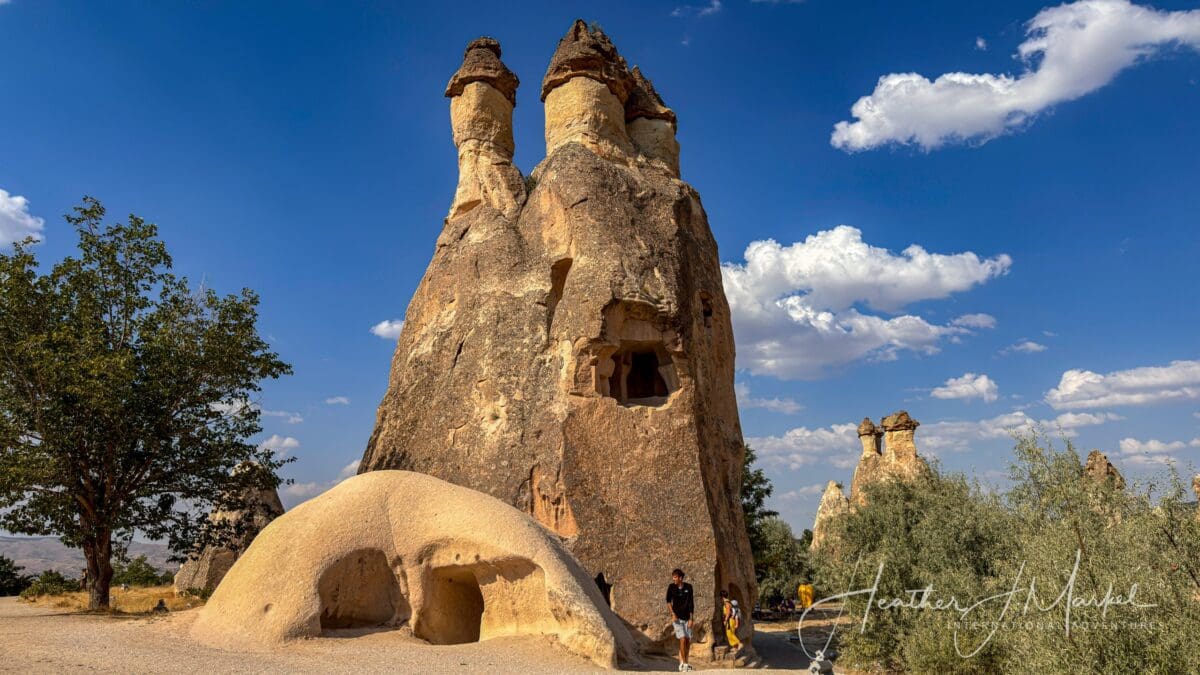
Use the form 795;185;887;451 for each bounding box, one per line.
720;589;742;653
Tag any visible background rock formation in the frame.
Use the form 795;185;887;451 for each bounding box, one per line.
174;483;283;595
849;411;928;505
813;411;930;548
192;471;634;669
1083;449;1126;489
359;22;755;655
811;481;849;550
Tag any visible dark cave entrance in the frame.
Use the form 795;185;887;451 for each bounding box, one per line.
605;344;674;406
594;572;613;607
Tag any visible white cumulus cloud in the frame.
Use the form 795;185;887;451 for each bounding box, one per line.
1118;437;1187;454
951;313;998;329
282;481;326;498
932;372;999;402
921;410;1121;452
262;409;303;424
258;434;300;457
370;319;405;340
0;189;45;245
747;423;860;470
338;459;361;479
722;225;1009;378
324;396;351;405
1002;340;1048;355
735;382;803;414
1045;359;1200;410
775;483;829;502
832;0;1200;151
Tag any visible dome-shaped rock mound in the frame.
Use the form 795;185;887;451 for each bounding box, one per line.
191;470;635;668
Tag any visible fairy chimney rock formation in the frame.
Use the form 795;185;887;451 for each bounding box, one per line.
846;411;929;504
174;484;284;595
361;22;755;656
445;37;525;221
811;481;850;550
1083;449;1126;489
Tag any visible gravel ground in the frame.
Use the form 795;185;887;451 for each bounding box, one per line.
0;598;825;673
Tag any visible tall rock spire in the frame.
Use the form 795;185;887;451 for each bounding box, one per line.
625;66;680;175
541;20;635;160
362;22;755;661
444;37;525;220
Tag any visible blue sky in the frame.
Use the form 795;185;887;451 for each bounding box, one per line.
2;0;1199;531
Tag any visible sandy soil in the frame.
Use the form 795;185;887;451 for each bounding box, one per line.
0;598;841;673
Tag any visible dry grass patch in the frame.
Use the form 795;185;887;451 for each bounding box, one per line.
20;585;204;614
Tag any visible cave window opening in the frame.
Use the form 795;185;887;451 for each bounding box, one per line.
600;342;677;407
594;573;613;607
700;296;714;329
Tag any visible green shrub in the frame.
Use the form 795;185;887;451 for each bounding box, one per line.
812;466;1014;672
179;586;213;601
0;555;33;596
112;555;167;587
810;434;1200;673
19;569;81;598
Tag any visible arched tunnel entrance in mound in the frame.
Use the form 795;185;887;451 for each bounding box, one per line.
318;549;409;631
415;557;555;645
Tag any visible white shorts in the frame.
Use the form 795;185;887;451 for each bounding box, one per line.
672;619;693;640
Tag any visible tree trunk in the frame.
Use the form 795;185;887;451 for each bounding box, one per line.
82;533;114;610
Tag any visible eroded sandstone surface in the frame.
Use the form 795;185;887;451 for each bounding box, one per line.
359;21;755;654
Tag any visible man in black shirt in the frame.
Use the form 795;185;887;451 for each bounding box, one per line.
665;568;695;671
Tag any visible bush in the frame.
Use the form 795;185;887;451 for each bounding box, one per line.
812;465;1014;672
0;555;33;596
810;434;1200;673
19;569;81;598
112;555;168;587
179;586;213;601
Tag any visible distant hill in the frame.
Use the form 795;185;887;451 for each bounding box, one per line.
0;536;174;576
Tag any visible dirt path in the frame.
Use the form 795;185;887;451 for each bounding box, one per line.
0;598;839;673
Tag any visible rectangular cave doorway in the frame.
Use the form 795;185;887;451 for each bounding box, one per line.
417;567;486;645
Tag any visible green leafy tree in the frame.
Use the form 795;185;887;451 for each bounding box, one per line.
0;555;33;596
755;516;812;604
112;555;166;587
740;443;778;580
0;198;291;610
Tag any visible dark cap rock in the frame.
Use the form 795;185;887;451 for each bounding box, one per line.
857;417;879;437
881;410;919;432
625;66;676;125
446;36;520;106
541;19;634;102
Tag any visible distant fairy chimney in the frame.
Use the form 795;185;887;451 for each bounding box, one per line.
1083;449;1126;490
444;37;525;220
857;417;882;456
811;481;850;550
848;411;928;505
881;410;920;465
